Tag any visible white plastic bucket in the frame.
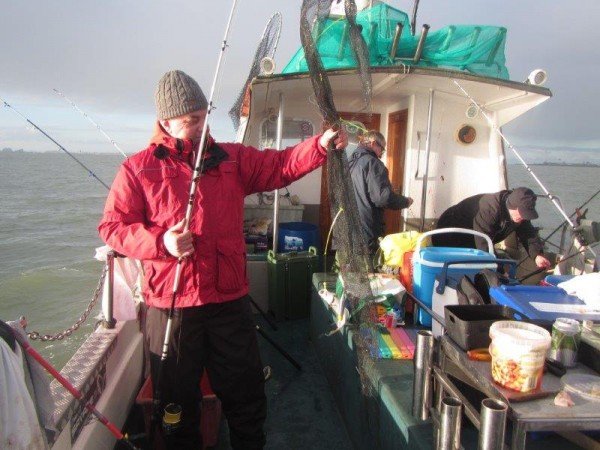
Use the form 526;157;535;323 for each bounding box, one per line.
489;321;551;392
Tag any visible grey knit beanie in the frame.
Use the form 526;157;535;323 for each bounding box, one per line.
155;70;208;120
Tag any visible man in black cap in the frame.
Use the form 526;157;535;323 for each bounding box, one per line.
432;187;551;268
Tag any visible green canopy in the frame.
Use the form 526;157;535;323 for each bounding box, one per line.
282;3;509;80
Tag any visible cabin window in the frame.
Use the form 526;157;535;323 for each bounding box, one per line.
260;118;314;150
457;124;477;144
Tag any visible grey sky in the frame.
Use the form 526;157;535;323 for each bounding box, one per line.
1;0;599;157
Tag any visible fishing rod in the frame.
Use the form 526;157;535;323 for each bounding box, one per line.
542;185;600;244
11;322;139;449
53;88;128;158
518;242;599;283
452;79;596;260
151;0;239;438
0;96;110;190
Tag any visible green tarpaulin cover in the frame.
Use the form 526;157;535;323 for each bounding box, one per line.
282;3;508;80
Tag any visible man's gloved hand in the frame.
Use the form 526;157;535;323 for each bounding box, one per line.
163;219;194;258
535;254;552;269
320;128;348;151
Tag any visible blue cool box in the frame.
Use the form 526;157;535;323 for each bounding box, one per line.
412;247;496;326
490;285;600;323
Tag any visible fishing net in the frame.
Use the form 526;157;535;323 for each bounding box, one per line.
287;2;509;80
228;12;282;130
300;0;382;402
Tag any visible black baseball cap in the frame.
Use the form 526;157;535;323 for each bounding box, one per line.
506;187;538;220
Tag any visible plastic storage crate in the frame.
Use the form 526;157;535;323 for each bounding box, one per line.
412;228;497;326
267;246;319;320
444;304;520;350
490;284;600;323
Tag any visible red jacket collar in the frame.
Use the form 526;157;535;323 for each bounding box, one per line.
150;122;215;158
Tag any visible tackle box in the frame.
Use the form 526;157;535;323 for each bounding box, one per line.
267;247;319;320
489;285;600;323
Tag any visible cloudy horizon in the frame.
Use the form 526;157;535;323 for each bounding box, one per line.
1;1;599;159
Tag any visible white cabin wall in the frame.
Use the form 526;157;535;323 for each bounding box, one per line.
242;108;324;207
401;91;507;226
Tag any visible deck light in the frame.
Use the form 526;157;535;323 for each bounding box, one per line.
260;57;275;75
526;69;548;86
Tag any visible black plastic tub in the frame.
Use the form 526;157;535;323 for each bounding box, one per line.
444;304;520;351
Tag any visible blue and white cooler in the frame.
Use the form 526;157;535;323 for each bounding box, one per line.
412;228;498;327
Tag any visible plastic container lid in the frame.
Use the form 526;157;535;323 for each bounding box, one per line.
561;373;600;402
490;320;551;349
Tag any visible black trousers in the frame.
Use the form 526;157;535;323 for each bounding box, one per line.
146;295;267;450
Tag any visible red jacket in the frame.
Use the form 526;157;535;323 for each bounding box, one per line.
98;125;327;308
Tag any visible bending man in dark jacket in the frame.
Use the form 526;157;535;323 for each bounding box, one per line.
98;70;347;450
432;187;551;268
349;131;413;255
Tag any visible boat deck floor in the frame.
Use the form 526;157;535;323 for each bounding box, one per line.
214;315;352;449
116;314;352;450
116;311;592;449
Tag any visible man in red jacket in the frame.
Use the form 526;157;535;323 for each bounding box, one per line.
99;70;347;449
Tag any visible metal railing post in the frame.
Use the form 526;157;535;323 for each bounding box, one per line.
102;251;117;329
478;398;507;450
438;396;462;450
413;329;434;420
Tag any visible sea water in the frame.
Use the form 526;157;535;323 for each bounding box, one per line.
0;151;598;368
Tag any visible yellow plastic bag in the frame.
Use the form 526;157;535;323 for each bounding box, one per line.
379;231;428;269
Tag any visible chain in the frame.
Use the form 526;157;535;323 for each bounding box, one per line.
27;264;109;341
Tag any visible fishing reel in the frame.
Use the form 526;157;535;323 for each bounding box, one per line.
162;403;183;435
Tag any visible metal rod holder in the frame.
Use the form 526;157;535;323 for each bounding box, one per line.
478;398;507;450
413;330;434;420
389;22;403;59
413;24;430;64
102;250;116;329
438;396;462;450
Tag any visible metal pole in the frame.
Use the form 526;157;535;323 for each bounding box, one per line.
413;24;430;64
272;92;284;254
438;396;462;450
413;329;434;420
102;251;116;329
478;398;507;450
452;79;595;258
389;23;403;59
419;89;434;231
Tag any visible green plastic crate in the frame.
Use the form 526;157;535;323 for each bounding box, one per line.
267;246;319;320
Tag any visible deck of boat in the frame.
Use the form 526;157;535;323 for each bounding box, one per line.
115;280;592;449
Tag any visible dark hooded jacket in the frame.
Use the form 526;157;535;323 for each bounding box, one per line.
432;190;544;257
349;146;411;253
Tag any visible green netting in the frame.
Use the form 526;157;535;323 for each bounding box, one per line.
282;3;509;80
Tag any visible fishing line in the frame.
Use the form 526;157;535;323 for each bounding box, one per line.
518;242;599;283
0;96;110;190
151;0;239;438
452;79;596;259
53;88;128;158
542;186;600;245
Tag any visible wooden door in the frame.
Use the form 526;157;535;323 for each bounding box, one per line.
384;109;408;235
319;112;380;253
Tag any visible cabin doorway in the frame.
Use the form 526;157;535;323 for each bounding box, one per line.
384;109;408;235
319;112;380;256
